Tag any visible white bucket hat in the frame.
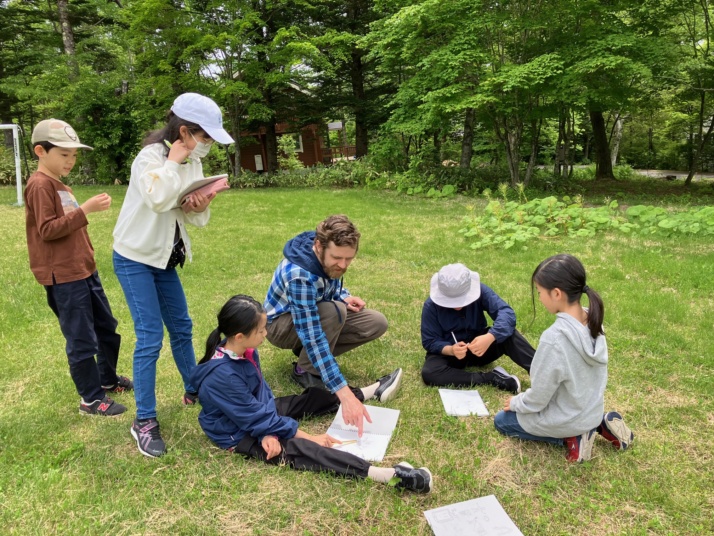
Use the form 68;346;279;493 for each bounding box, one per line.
171;93;235;144
430;263;481;308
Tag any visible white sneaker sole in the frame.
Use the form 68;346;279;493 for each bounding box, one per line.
377;368;404;402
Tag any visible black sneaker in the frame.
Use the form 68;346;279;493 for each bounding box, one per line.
489;366;521;394
290;362;327;390
79;396;127;416
374;368;403;402
182;391;199;406
131;418;167;458
102;375;134;393
393;461;433;493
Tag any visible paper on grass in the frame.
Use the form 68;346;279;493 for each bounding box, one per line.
424;495;524;536
327;405;399;462
438;388;489;417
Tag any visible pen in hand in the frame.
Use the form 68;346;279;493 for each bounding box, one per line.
451;332;458;344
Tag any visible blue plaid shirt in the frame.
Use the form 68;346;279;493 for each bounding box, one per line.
265;258;351;393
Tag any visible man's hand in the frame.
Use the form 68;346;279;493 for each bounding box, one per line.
261;435;282;460
80;193;111;215
449;341;469;360
336;386;372;437
344;296;365;312
468;333;496;357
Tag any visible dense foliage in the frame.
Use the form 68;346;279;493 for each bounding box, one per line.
2;0;714;185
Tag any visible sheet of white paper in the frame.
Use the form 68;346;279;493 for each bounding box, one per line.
424;495;524;536
438;389;489;417
327;405;399;462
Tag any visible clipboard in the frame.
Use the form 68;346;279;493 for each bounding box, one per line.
176;174;230;211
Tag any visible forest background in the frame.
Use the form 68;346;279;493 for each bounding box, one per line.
4;0;714;191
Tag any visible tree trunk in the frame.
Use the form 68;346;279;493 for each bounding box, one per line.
56;0;79;81
350;49;368;158
460;108;475;168
589;110;615;180
524;118;542;187
265;122;278;173
610;115;624;167
685;93;714;186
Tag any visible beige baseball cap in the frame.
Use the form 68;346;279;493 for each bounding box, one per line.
31;119;92;150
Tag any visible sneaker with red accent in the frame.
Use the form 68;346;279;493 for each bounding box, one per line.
597;411;634;450
102;375;134;393
131;418;167;457
79;396;126;416
182;391;199;406
564;429;596;462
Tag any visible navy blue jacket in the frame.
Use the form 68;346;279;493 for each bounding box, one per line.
189;347;298;449
421;284;517;355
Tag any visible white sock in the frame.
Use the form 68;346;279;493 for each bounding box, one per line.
367;466;395;483
360;381;380;400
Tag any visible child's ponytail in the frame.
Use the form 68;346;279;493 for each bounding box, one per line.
200;327;223;365
532;254;605;339
198;295;265;366
582;286;604;339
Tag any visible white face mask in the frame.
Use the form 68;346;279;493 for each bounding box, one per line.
190;132;213;159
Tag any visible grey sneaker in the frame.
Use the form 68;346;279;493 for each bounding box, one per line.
79;396;126;416
393;461;433;493
291;362;327;390
490;366;521;394
598;411;634;450
374;368;403;402
131;418;167;458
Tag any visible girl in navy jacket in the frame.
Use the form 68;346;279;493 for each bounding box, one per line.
190;294;432;493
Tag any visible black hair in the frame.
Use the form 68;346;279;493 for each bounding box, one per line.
142;111;208;156
33;141;57;159
199;295;265;365
531;254;604;339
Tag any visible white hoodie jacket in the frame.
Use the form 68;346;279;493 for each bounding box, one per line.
113;143;210;268
509;312;607;438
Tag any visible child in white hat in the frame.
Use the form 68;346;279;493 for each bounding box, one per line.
420;263;534;393
112;93;234;457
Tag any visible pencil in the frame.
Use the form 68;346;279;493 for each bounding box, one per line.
334;440;358;447
451;332;458;344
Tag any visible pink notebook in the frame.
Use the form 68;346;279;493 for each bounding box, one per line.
177;174;230;212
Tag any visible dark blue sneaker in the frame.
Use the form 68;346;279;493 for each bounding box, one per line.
598;411;634;450
131;418;167;458
102;375;134;393
393;461;432;493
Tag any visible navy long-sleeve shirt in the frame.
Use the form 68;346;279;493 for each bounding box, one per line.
421;283;517;355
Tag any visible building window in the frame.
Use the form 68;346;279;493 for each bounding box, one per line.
292;133;304;153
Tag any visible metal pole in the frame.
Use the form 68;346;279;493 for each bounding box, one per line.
12;125;23;206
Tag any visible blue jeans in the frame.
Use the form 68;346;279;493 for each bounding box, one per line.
113;251;197;420
493;410;564;446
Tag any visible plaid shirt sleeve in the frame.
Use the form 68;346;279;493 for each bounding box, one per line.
288;275;348;393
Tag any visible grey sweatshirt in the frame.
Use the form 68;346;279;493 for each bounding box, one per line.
509;312;607;438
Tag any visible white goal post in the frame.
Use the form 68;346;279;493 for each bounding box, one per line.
1;124;24;206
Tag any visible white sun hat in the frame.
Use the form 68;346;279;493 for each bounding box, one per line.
171;93;235;144
430;263;481;308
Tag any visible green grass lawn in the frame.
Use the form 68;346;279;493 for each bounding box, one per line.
0;185;712;535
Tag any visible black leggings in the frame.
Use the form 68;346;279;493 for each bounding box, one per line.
421;330;534;387
233;387;371;478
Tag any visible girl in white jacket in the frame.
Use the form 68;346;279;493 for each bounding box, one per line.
494;254;634;462
113;93;234;457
